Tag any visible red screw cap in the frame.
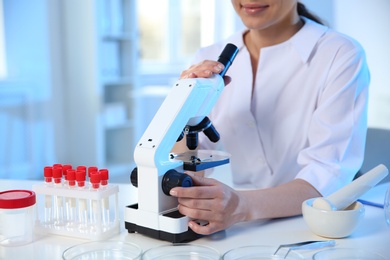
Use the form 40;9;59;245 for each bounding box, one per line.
99;169;109;185
53;167;63;184
76;170;86;187
62;164;72;179
88;166;98;178
67;170;76;186
90;172;101;189
44;166;53;183
0;190;36;209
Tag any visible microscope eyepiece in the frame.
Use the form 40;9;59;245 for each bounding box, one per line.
218;43;239;77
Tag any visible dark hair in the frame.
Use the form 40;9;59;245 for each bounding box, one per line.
297;2;324;25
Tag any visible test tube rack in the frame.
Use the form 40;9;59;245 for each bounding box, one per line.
32;183;120;241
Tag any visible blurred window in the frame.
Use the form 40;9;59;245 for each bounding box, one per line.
0;0;6;79
137;0;236;74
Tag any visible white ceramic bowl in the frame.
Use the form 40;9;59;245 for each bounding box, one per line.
302;198;365;238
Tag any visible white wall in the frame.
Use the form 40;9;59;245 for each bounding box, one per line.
332;0;390;130
302;0;390;130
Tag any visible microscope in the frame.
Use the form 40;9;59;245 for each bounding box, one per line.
124;44;239;243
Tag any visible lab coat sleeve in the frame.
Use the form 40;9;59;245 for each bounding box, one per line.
296;41;370;197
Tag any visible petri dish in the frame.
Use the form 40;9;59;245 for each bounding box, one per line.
142;243;220;260
313;248;385;260
222;245;304;260
62;241;142;260
384;184;390;227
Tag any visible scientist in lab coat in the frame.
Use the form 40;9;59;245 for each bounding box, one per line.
170;0;370;235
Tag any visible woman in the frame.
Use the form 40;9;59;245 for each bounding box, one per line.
170;0;370;235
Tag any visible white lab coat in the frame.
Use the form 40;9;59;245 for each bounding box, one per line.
196;17;370;196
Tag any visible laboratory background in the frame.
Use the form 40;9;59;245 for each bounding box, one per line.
0;0;389;182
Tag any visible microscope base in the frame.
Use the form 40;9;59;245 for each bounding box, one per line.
124;204;203;243
125;221;202;243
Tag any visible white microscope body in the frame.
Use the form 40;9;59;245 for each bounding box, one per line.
124;44;238;242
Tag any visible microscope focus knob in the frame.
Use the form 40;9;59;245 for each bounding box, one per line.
130;167;138;187
162;169;193;196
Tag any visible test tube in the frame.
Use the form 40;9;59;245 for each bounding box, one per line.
89;171;102;231
76;169;88;231
53;163;62;168
65;169;77;229
88;166;98;180
100;169;109;187
52;166;64;227
99;169;110;227
77;166;87;186
43;166;53;226
62;164;72;187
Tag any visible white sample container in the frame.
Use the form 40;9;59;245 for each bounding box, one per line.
0;190;36;246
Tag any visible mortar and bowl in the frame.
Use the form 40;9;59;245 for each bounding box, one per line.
302;164;388;238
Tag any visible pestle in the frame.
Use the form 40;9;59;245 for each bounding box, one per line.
312;164;389;211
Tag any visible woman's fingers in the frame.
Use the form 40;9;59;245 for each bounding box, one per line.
180;60;225;79
188;220;223;235
170;173;245;235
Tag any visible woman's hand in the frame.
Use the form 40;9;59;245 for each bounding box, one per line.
180;60;232;85
169;172;247;235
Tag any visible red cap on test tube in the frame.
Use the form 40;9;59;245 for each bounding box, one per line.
77;166;86;173
62;164;72;180
99;169;109;186
88;166;98;179
67;170;76;187
44;166;53;183
90;171;101;189
76;169;86;188
52;167;63;184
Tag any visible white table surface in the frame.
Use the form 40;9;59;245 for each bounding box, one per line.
0;177;389;259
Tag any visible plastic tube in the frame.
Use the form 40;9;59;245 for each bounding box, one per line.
52;166;64;227
43;166;53;227
100;169;110;227
76;169;88;231
89;171;101;232
65;169;77;229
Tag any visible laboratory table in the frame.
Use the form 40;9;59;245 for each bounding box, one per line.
0;177;389;259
